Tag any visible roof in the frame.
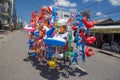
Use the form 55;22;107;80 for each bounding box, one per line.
94;25;120;29
94;18;120;26
94;18;114;25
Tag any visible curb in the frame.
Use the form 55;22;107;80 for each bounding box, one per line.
0;36;4;39
91;47;120;58
98;50;120;58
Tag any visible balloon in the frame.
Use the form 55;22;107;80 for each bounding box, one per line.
67;18;73;23
25;5;97;69
34;30;39;38
47;47;54;59
41;6;47;12
28;39;34;49
81;42;85;62
29;32;34;38
53;57;57;63
76;35;82;48
82;16;94;28
72;49;79;65
60;27;66;34
58;53;64;59
46;26;55;38
85;36;96;44
52;30;57;37
70;52;74;57
44;37;66;46
51;8;57;23
31;12;35;18
72;25;77;30
48;60;57;68
24;26;35;32
77;57;80;61
29;53;38;57
47;6;52;13
85;47;94;57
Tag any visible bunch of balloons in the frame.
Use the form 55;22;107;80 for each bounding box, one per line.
24;6;96;68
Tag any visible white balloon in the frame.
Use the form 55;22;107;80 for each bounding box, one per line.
58;53;63;59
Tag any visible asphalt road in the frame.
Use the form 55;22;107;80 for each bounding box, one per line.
0;30;120;80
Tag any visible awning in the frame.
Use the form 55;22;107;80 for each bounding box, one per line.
2;12;9;17
90;28;120;33
90;25;120;33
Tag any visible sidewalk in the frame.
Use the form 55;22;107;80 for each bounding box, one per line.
0;30;6;40
91;46;120;58
0;30;13;40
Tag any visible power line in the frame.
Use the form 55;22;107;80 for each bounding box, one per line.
92;9;120;18
103;12;120;19
101;7;119;13
31;3;41;11
78;0;106;11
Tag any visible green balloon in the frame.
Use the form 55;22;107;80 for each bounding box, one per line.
70;52;74;57
68;34;72;41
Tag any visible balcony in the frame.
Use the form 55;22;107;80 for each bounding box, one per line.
0;0;3;3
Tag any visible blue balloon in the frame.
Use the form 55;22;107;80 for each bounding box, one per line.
44;37;66;46
46;26;55;38
76;12;83;21
29;53;38;57
34;30;39;38
47;47;54;59
47;19;50;25
78;21;83;29
72;49;79;65
81;42;86;62
28;39;34;49
51;8;57;23
76;36;82;49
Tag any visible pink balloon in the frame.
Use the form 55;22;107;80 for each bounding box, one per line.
77;57;80;61
24;27;35;32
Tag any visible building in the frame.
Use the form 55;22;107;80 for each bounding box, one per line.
0;0;17;30
57;10;71;26
0;0;6;29
57;9;70;20
91;18;120;53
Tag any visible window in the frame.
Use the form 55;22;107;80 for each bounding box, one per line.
64;15;69;17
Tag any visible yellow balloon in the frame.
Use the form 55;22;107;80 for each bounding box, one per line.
53;57;57;63
48;61;56;68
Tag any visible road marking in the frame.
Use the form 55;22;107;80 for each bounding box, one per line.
75;64;86;72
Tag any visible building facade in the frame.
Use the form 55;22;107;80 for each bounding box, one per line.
91;19;120;53
0;0;17;30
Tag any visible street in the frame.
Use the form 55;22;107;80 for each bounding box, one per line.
0;30;120;80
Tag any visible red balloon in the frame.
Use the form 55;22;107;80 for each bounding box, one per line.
79;31;84;37
72;25;77;30
41;6;47;12
85;47;94;57
79;31;86;42
31;12;34;18
86;36;96;44
82;16;94;28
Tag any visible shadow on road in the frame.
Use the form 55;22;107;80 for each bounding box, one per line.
23;52;88;79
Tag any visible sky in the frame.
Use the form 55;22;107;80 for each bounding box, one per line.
16;0;120;24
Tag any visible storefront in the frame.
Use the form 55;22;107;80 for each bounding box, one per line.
91;25;120;53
